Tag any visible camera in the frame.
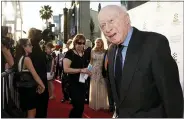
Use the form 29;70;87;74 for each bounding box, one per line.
42;23;55;43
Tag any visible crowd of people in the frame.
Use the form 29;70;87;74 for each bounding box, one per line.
1;24;113;118
1;4;183;118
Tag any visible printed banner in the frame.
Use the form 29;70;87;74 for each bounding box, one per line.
128;2;184;92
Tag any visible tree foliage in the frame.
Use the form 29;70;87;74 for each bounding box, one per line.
39;5;53;21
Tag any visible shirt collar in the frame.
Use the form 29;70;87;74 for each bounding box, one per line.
122;27;133;47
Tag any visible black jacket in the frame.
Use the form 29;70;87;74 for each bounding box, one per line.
108;27;183;118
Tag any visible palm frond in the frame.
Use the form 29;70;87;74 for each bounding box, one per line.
39;5;53;21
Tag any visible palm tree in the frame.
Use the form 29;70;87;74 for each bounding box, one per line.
39;5;53;27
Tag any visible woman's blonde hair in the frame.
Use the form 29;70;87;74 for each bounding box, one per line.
92;38;105;52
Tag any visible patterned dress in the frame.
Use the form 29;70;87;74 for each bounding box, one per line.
89;50;109;110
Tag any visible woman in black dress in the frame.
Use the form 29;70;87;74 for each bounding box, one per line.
28;28;49;118
63;34;91;118
15;38;45;117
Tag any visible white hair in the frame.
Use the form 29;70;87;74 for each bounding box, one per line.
120;5;128;13
98;5;131;25
100;5;128;14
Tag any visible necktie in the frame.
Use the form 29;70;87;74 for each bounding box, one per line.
115;45;124;98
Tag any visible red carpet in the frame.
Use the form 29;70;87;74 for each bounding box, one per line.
47;80;113;118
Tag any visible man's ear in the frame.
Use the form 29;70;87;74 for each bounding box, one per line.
125;13;130;25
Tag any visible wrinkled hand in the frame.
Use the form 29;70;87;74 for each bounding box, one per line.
37;84;45;94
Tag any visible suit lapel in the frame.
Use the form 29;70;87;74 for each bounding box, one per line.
108;45;120;105
119;27;143;103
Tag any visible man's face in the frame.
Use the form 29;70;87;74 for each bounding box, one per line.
98;7;129;45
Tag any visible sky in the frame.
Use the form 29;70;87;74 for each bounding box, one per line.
21;1;121;33
21;2;71;32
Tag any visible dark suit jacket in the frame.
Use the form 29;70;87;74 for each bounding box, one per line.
30;44;48;88
107;27;183;118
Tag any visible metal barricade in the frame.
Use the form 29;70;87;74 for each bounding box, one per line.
1;68;25;118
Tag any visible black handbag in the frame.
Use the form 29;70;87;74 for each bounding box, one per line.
15;56;37;88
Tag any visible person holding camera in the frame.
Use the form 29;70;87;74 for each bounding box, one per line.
1;26;14;72
1;44;14;72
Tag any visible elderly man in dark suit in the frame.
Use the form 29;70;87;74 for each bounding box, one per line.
98;5;183;118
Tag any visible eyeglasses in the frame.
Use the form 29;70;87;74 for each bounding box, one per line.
76;42;85;45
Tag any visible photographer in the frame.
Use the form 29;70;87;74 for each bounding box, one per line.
1;26;14;72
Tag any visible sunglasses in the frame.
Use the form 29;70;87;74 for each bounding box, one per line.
76;42;85;45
